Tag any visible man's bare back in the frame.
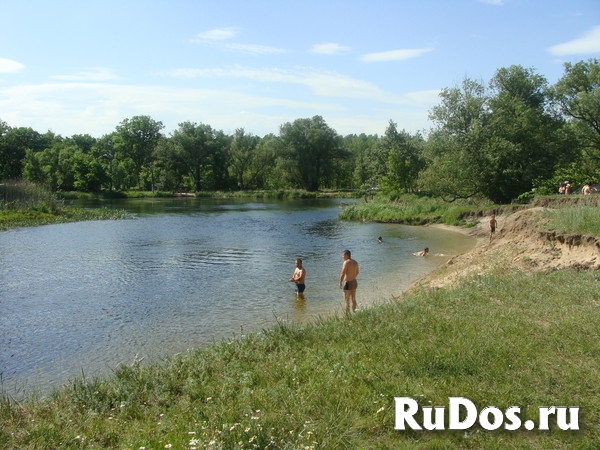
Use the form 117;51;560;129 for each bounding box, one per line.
339;250;359;312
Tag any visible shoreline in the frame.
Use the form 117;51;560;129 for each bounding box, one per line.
403;207;600;294
397;219;488;297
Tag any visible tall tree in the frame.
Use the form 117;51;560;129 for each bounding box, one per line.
344;133;384;190
169;122;230;191
485;65;574;202
379;121;424;194
279;116;341;191
0;126;53;180
419;78;490;200
115;115;164;189
228;129;273;190
550;58;600;166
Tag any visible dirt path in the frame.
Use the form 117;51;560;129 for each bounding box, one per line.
405;206;600;293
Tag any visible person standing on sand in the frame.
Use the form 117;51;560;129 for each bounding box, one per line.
339;249;359;313
289;258;306;297
489;214;497;241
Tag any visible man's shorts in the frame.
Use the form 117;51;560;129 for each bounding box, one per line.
295;283;306;293
343;280;358;291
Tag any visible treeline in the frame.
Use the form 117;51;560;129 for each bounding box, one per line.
1;59;598;204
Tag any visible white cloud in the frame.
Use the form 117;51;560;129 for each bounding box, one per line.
51;67;120;81
0;81;337;137
361;47;434;62
310;43;351;55
164;66;439;107
479;0;503;5
192;27;239;42
0;58;25;73
548;25;600;56
163;65;408;103
191;28;285;54
224;43;287;55
0;75;438;137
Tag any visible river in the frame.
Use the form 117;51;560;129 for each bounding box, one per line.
0;198;474;397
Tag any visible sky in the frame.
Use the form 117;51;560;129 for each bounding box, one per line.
0;0;599;139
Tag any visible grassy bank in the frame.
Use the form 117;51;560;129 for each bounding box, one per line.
1;268;598;448
340;193;600;228
339;194;499;226
543;205;600;236
59;189;360;201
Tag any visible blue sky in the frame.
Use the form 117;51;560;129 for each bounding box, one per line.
1;0;599;139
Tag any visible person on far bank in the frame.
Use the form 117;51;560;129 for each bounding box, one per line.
582;182;596;195
289;258;306;297
489;214;497;242
339;249;359;313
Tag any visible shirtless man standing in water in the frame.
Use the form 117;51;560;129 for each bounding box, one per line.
289;258;306;297
339;249;359;313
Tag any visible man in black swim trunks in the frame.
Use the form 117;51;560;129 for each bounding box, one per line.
339;249;359;313
290;258;306;297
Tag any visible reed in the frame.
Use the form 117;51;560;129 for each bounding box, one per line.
0;181;130;230
0;180;63;213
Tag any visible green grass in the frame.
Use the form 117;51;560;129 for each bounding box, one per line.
2;269;598;449
0;207;131;230
339;195;497;226
545;206;600;236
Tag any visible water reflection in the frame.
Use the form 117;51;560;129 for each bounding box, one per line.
0;198;474;397
304;218;341;238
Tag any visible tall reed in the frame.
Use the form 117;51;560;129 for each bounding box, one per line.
0;180;63;213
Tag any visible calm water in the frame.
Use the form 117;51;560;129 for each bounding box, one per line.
0;198;474;396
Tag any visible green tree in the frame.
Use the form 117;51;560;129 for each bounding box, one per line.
228;129;274;190
422;69;575;203
418;133;486;201
279;116;341;191
67;134;96;154
260;134;289;189
344;133;384;190
0;126;53;180
153;137;185;191
170;122;230;192
550;58;600;180
115;115;164;189
22;146;59;189
485;65;574;202
93;134;119;191
420;78;490;200
379;121;424;195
